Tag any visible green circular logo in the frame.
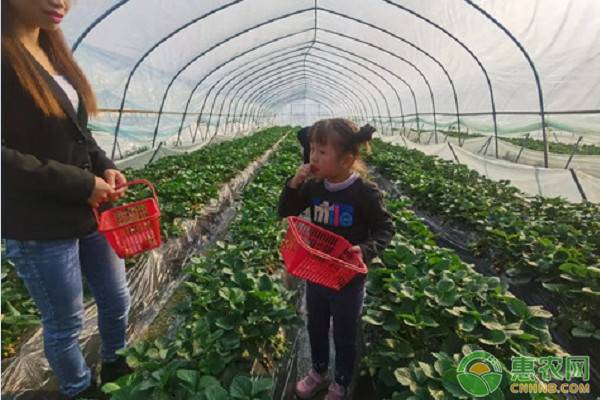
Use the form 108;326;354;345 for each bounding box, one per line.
457;350;503;397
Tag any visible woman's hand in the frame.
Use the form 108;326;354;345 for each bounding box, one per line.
88;177;115;208
103;169;127;201
288;164;312;189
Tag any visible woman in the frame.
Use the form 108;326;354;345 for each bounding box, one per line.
2;0;131;398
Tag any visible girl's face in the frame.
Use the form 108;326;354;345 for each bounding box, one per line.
9;0;71;31
309;139;354;181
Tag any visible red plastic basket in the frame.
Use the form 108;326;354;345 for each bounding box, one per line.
95;179;161;259
280;216;368;290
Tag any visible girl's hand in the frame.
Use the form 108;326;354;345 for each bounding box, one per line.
103;169;127;201
350;245;364;262
288;164;312;189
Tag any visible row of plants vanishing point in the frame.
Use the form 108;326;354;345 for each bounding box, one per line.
0;127;287;361
104;135;303;399
367;139;600;341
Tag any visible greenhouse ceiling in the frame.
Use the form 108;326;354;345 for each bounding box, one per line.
61;0;600;161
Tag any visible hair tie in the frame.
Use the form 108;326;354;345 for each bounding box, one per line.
356;124;376;143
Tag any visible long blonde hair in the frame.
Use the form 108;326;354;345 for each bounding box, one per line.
1;0;97;117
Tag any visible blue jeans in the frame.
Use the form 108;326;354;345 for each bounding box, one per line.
5;230;130;397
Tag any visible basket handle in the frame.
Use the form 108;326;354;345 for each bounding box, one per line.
93;179;159;225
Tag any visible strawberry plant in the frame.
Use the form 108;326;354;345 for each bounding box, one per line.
363;198;562;400
105;135;303;398
368;140;600;340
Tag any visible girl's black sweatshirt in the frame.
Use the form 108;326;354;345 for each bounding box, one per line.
278;176;395;263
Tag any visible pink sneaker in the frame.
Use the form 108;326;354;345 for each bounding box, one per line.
295;368;329;399
324;381;346;400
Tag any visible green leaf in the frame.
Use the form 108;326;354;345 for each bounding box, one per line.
363;315;383;326
479;330;507;345
436;278;456;292
251;378;273;396
230;375;253;399
506;298;530;319
571;327;593;338
394;368;413;387
101;382;121;394
441;369;469;398
206;384;230;400
177;369;198;385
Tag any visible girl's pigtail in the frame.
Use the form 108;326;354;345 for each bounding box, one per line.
357;124;376;143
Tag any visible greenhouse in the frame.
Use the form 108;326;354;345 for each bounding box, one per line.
1;0;599;399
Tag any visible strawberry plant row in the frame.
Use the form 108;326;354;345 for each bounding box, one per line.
363;197;564;400
104;135;303;399
367;140;600;341
0;128;287;363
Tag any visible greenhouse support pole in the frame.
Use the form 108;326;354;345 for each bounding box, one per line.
515;132;529;163
465;0;547;167
564;136;583;169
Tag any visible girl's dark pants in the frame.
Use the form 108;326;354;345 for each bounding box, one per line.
305;276;366;387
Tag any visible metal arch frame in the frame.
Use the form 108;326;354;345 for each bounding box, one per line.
274;94;335;121
205;51;394;138
221;58;388;137
108;8;454;154
268;92;339;125
197;53;383;139
217;42;417;138
213;62;369;138
314;9;462;140
196;21;451;142
201;91;337;143
71;0;131;52
262;92;345;124
175;43;314;143
253;82;362;125
72;0;504;155
255;84;367;128
241;80;362;132
316;12;449;142
184;42;395;142
302;0;319;104
320;26;442;140
227;66;370;133
211;81;362;142
110;6;316;158
105;0;250;158
166;33;315;146
204;7;461;140
239;71;372;129
237;68;374;130
199;83;358;143
379;1;499;155
237;86;349;136
224;84;356;142
208;45;407;140
464;0;549;166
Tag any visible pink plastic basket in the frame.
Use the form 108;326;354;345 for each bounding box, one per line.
280;216;368;290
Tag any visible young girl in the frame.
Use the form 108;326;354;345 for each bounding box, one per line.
279;119;395;400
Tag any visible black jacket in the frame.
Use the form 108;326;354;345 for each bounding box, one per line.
297;126;311;164
1;54;116;240
278;176;395;264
